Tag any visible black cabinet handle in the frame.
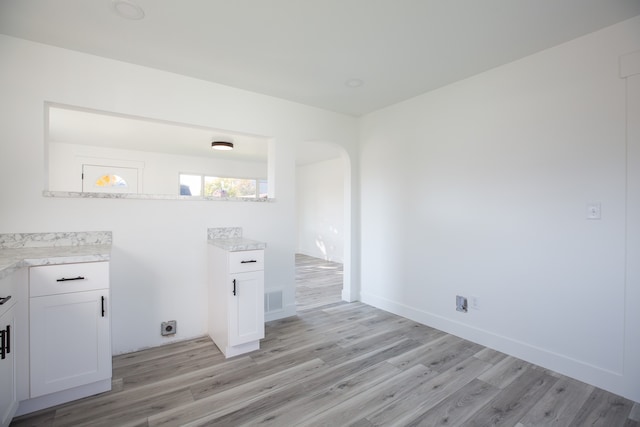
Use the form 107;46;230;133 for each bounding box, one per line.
0;296;11;305
5;325;9;355
232;279;236;296
56;276;85;282
0;329;5;360
240;260;257;264
101;296;106;317
56;276;84;282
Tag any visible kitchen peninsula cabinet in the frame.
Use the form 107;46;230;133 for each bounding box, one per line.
208;236;266;358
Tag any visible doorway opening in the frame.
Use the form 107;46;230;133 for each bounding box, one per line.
295;141;350;310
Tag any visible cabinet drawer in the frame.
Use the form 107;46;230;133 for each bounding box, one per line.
228;250;264;273
30;262;109;297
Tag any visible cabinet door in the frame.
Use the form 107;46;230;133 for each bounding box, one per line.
0;305;17;427
30;290;111;397
229;271;264;346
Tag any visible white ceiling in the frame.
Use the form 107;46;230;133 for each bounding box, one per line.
1;0;639;117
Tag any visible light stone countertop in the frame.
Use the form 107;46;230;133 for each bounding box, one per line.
0;244;112;280
207;227;266;251
0;231;112;280
207;238;266;252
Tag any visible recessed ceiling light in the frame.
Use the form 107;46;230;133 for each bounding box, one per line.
111;0;145;20
345;78;364;88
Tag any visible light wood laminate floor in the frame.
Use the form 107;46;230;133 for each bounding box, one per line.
12;258;640;426
295;253;343;311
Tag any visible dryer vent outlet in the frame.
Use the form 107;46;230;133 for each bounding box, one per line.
456;296;468;313
161;320;177;336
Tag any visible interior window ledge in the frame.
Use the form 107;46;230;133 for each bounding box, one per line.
42;191;274;202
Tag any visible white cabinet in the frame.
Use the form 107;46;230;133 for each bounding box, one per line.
0;296;17;427
29;262;111;398
208;246;265;357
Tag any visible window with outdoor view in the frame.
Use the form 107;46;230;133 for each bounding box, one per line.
179;174;267;198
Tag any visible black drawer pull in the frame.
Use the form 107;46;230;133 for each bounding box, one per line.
5;325;9;355
0;296;11;305
232;279;237;296
56;276;86;282
240;260;257;264
101;296;106;317
0;329;5;360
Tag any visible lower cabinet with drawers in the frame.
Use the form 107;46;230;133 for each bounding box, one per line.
14;261;112;417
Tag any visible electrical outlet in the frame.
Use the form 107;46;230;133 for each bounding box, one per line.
161;320;177;336
456;295;468;313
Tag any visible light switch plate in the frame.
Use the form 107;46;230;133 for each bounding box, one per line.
587;202;601;220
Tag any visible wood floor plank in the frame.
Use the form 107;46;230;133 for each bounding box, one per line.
195;361;404;427
297;363;438;426
320;336;422;367
477;355;533;389
385;333;462;371
113;342;222;380
365;357;493;426
403;378;501;427
463;368;558;427
9;409;55;427
474;347;508;365
296;254;343;311
112;336;215;369
148;358;327;426
53;388;194;427
52;353;255;423
631;402;640;421
518;377;594;426
239;361;402;426
569;388;635;427
118;350;224;391
188;347;327;400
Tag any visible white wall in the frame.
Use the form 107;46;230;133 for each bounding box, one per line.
0;35;358;354
296;157;344;262
359;16;640;402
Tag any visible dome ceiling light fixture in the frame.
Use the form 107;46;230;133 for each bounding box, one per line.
111;0;145;20
211;141;234;151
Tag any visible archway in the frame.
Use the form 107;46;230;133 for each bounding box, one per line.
295;141;353;308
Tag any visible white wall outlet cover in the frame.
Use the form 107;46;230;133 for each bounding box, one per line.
470;296;480;310
586;202;602;220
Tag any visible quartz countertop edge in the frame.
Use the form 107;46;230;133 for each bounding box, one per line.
208;238;266;252
0;244;112;280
